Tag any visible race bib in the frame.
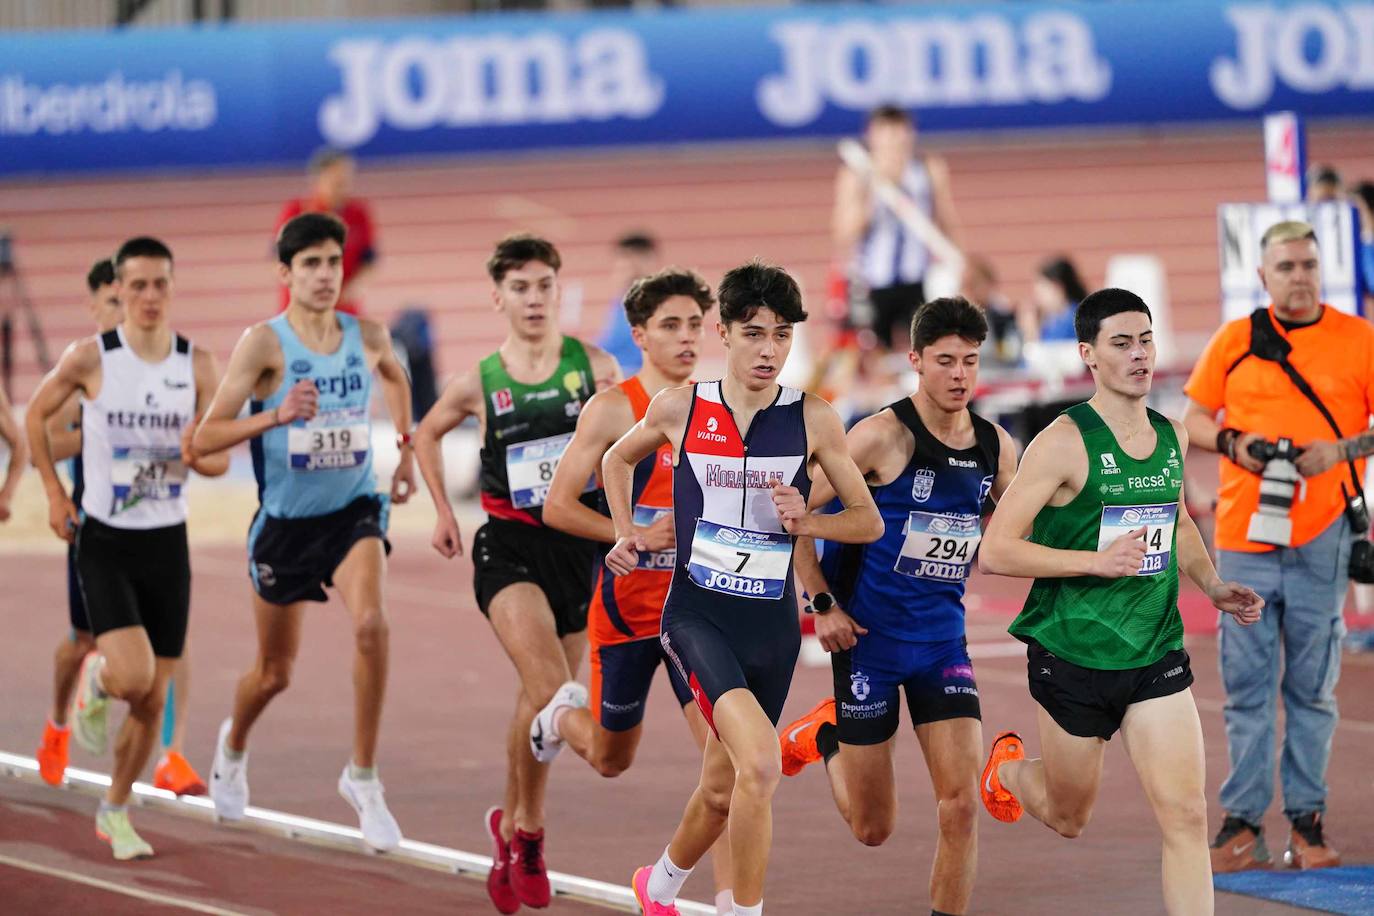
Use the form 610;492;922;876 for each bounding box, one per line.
1097;503;1177;576
111;445;186;507
288;406;369;471
687;518;792;600
504;431;593;510
894;511;981;582
633;504;675;571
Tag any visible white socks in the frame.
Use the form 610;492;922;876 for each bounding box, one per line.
646;847;693;904
733;902;763;916
715;889;734;915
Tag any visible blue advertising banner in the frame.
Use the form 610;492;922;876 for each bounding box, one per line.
1;1;1372;175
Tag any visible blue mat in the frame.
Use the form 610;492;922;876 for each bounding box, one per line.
1214;866;1374;915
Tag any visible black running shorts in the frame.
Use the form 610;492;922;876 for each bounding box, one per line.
248;494;391;605
473;517;597;637
75;516;190;658
67;543;90;632
1026;639;1194;740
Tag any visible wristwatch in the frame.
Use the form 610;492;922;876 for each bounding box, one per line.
396;431;414;450
807;591;836;614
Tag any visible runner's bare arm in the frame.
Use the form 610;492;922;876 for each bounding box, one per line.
989;424;1018;503
183;347;231;478
783;395;882;544
25;340;99;540
603;386;688;574
194;325;296;455
1171;421;1262;624
544;388;631;544
361;318;415;504
414;366;482;558
0;386;26;520
44;392;82;463
584;343;623;392
832;165;874;252
980;419;1143;579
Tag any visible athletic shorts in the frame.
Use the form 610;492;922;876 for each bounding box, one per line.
473;518;597;638
248;494;391;606
659;600;801;734
67;543;90;632
868;281;926;349
75;516;190;658
832;633;980;745
1026;639;1194;741
591;636;694;732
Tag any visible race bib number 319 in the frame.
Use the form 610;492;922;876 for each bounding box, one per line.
1097;503;1177;576
687;518;791;600
288;407;369;471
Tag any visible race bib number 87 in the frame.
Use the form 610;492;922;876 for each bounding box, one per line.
505;431;593;510
687;518;792;600
1097;503;1178;576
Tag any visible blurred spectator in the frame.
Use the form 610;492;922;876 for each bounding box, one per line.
275;148;376;315
596;232;660;374
1025;255;1088;343
1306;163;1344;203
390;308;439;420
1352;181;1374;310
961;254;1025;367
833;105;960;352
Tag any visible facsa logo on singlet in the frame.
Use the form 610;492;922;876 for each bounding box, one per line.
492;388;514;417
1099;453;1121;475
697;415;728;443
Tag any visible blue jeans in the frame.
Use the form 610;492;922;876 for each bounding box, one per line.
1216;515;1350;823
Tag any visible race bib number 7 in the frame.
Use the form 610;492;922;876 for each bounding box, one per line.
1097;503;1177;576
288;406;369;471
687;518;792;600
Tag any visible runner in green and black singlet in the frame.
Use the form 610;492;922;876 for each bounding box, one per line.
413;235;621;912
974;289;1263;914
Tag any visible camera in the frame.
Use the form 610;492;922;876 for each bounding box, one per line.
1246;437;1305;547
1350;539;1374;584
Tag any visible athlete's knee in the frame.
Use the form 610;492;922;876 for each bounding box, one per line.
1047;810;1092;839
850;814;895;847
590;746;635;779
700;781;733;820
937;787;978;841
352;609;388;656
733;750;782;799
1155;792;1208;839
102;665;155;703
254;659;293;697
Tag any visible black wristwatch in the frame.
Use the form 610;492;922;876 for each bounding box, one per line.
807;591;836;614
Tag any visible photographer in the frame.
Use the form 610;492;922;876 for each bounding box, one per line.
1184;220;1373;874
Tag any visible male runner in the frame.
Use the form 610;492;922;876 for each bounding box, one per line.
977;288;1263;914
413;233;619;912
195;213;414;851
26;237;228;860
602;262;883;916
35;259;207;795
538;268;736;915
779;297;1016;916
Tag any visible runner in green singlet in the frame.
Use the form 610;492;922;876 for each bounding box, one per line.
413;234;620;913
977;288;1263;916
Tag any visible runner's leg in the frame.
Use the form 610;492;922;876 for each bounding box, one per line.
999;705;1105;838
916;717;981;914
227;595;306;752
331;537;389;768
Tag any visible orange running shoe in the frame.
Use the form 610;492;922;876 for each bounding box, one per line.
980;730;1025;823
37;721;70;786
154;751;208;796
779;698;836;777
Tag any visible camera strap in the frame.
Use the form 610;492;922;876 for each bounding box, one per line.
1227;308;1366;503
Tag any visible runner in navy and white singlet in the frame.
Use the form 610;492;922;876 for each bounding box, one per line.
603;262;883;916
26;238;229;860
193;213;416;852
779;297;1018;916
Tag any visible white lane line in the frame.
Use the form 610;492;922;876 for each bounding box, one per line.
0;852;248;915
0;752;713;915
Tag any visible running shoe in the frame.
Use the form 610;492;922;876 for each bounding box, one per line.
632;865;681;916
980;730;1024;823
209;718;249;821
71;652;108;756
37;720;70;786
1209;815;1271;873
779;697;835;777
529;681;588;764
95;808;154;861
485;806;520;914
1285;812;1341;869
153;751;207;797
338;765;402;852
510;827;551;908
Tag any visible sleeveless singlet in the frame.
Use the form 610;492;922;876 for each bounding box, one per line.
858;158;934;290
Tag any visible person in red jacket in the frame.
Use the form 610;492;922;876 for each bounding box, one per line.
275;149;377;315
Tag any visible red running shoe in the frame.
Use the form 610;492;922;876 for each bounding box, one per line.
484;806;520;914
511;827;551;908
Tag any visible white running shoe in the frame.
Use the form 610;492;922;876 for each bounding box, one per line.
71;652;109;756
529;680;589;764
209;718;249;822
338;765;402;852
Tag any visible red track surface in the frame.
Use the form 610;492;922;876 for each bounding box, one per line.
4;124;1374;402
2;535;1371;914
